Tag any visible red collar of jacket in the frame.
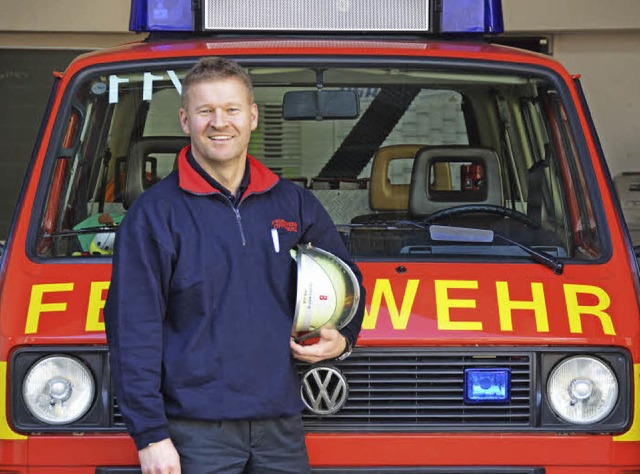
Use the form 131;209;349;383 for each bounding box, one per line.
177;144;279;197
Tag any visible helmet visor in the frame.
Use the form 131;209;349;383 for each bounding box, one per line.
292;244;360;333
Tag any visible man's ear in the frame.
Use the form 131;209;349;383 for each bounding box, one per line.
179;108;190;135
250;103;258;131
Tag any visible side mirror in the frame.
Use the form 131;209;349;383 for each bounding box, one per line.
282;90;360;120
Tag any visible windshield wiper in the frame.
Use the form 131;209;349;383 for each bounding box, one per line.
429;224;564;275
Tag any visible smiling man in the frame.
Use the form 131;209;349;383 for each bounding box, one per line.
105;57;365;474
179;61;258;195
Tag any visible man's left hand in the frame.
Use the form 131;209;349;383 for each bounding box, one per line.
290;328;346;364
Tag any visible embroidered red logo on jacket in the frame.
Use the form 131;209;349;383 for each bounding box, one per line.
272;219;298;232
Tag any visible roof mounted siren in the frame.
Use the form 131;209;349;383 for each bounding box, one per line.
129;0;503;35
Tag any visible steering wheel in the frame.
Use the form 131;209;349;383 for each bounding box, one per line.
421;204;540;229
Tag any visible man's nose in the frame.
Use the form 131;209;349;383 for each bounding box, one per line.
209;109;227;128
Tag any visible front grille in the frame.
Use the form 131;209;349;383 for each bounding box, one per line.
110;348;632;433
112;397;126;428
112;348;533;430
299;348;533;431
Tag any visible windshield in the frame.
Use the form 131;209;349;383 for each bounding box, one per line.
34;62;601;262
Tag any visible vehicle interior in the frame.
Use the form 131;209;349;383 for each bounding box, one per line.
35;64;602;264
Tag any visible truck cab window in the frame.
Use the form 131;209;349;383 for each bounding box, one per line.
35;66;601;262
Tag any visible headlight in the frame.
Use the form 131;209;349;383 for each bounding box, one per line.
22;355;95;425
547;356;618;424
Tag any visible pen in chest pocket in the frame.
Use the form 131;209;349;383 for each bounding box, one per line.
271;228;280;253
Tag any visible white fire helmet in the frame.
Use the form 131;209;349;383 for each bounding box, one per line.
291;244;360;333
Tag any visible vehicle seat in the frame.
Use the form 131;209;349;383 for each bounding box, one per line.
352;144;431;223
409;146;502;216
123;136;189;209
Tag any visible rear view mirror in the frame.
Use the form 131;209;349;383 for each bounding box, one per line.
282;90;360;120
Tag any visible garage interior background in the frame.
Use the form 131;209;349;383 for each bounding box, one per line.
0;0;639;240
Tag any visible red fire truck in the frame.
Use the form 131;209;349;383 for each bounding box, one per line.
2;0;640;472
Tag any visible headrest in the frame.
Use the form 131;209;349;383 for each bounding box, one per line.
409;146;503;216
369;145;424;211
123;136;189;209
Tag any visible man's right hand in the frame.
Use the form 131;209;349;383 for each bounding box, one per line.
138;437;181;474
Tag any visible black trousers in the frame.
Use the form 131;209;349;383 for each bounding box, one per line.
168;416;311;474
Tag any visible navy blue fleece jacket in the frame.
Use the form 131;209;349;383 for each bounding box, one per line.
104;146;365;450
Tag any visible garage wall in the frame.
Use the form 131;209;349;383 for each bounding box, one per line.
2;0;640;34
0;1;142;238
503;0;640;31
503;0;640;177
551;32;640;178
503;1;640;179
0;0;132;33
0;49;84;238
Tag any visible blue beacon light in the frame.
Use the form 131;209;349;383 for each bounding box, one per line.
129;0;193;32
130;0;504;35
464;368;511;404
441;0;504;34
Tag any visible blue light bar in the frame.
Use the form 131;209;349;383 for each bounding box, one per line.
129;0;193;32
464;368;511;404
441;0;504;34
129;0;504;35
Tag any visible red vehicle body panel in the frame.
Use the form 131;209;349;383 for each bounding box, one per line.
1;37;640;472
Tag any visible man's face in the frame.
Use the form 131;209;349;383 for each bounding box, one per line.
179;77;258;171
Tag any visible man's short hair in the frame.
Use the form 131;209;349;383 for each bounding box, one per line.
181;57;254;107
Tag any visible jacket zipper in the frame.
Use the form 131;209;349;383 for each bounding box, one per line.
216;194;247;246
221;183;278;248
233;207;246;246
221;194;247;247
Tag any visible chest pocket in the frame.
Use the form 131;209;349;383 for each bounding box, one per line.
269;218;302;255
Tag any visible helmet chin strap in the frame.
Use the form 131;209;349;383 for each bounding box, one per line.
293;329;322;344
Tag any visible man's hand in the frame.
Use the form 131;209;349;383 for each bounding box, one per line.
138;437;181;474
290;328;347;364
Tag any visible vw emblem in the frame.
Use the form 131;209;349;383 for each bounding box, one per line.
301;365;349;416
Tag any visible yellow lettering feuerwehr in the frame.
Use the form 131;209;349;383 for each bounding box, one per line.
497;281;549;332
564;284;615;335
86;281;110;332
25;283;74;334
435;280;481;331
614;363;640;441
0;361;26;440
362;279;420;330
